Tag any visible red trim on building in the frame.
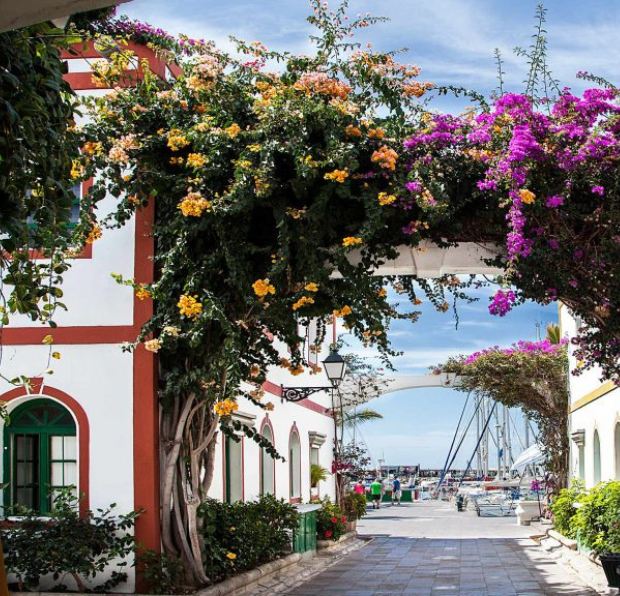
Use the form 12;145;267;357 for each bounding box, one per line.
131;200;160;553
1;325;137;345
0;381;90;515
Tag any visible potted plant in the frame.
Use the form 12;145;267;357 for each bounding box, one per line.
316;499;347;545
574;481;620;588
343;492;367;532
310;464;329;501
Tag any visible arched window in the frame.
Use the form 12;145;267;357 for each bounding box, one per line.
593;429;602;485
289;429;301;500
615;423;620;480
260;423;275;496
4;399;77;515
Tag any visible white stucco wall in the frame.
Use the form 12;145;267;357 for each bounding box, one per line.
560;304;620;488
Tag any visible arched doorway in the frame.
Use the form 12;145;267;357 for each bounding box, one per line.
289;427;301;501
260;421;275;495
3;398;77;515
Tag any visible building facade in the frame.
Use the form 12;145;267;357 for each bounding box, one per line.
560;304;620;488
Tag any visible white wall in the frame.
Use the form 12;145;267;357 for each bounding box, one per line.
561;304;620;488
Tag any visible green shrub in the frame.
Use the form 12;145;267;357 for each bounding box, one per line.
2;488;139;592
343;492;367;521
316;498;347;541
550;478;586;539
198;495;299;583
135;550;184;595
574;481;620;555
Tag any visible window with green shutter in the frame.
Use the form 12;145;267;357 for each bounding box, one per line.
3;399;77;515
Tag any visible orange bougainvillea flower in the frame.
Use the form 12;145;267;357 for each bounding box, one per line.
342;236;362;247
252;279;276;297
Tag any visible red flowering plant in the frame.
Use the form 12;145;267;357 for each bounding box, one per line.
316;498;347;541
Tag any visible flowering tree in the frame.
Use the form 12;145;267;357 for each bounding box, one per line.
437;339;569;488
401;86;620;382
73;3;461;586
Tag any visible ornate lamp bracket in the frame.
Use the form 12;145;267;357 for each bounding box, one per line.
280;386;329;402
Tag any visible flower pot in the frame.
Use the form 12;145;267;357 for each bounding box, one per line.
345;519;356;532
599;554;620;588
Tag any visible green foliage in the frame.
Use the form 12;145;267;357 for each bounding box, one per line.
574;481;620;555
438;341;569;487
0;24;92;329
2;488;139;592
135;549;185;595
343;492;367;521
198;495;299;583
310;463;329;487
316;498;347;541
550;479;586;539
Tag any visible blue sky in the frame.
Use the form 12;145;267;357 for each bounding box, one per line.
117;0;610;468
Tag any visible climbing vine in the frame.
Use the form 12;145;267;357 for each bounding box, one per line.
436;339;569;488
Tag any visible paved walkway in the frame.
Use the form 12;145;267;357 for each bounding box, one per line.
282;500;603;596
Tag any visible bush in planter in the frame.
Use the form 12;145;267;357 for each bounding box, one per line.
549;478;586;539
316;498;347;541
199;495;299;583
572;481;620;588
2;488;139;592
574;481;620;555
343;492;367;521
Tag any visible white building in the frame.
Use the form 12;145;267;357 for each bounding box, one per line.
560;304;620;487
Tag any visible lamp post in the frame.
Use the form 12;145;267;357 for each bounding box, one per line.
280;349;347;401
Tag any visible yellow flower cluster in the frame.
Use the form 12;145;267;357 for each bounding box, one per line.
252;279;276;297
519;189;536;205
81;141;102;155
70;160;84;180
304;282;319;292
170;156;184;165
226;552;237;560
292;296;315;311
186;153;207;168
167;129;190;151
225;123;241;138
86;225;102;244
215;399;239;417
178;191;211;217
342;236;362;247
254;177;271;196
286;207;306;219
378;288;387;297
247;144;262;152
402;81;435;98
293;72;352;100
345;125;362;137
300;155;319;168
136;287;151;301
144;339;161;353
371;146;398;171
324;169;349;183
378;192;397;206
178;294;203;318
163;326;181;336
333;305;352;317
367;128;386;140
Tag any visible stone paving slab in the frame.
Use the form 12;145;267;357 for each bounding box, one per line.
281;501;604;596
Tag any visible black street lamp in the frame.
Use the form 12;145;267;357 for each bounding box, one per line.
280;350;347;402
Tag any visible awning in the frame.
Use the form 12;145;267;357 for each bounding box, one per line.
510;444;544;473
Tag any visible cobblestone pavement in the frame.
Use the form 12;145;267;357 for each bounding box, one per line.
280;500;603;596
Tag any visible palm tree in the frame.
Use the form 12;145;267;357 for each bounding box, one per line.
546;323;562;344
343;408;383;428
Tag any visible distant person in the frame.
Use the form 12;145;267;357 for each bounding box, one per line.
354;480;365;495
370;478;383;509
391;476;402;505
